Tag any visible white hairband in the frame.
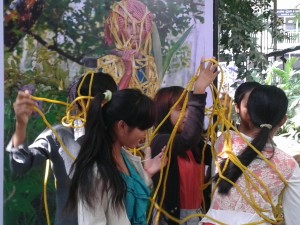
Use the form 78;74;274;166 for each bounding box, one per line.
260;124;272;129
103;90;112;102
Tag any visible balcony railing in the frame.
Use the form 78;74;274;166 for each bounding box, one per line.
252;30;300;54
279;31;300;44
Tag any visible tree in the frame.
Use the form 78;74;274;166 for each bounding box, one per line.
218;0;286;79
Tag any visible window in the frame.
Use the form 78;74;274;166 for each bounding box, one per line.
285;17;297;31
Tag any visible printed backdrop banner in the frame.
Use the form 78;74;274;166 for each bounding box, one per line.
3;0;214;223
162;0;214;87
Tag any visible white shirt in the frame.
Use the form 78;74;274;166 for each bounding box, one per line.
78;149;152;225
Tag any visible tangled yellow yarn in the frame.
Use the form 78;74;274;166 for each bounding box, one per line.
30;59;287;225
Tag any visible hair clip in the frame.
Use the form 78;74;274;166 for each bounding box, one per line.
103;90;112;102
260;124;272;129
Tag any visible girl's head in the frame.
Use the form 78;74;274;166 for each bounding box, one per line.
104;0;153;50
68;88;155;213
234;82;261;131
234;81;261;118
247;85;288;131
68;72;117;110
216;85;288;195
100;88;155;148
76;72;117;98
234;81;261;106
154;86;185;133
86;88;155;149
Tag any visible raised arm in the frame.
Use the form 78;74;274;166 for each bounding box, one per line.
6;91;57;175
152;59;219;158
12;90;36;147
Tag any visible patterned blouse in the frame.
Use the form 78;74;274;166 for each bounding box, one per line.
201;130;300;225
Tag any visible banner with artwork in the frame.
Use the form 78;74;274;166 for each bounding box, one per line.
3;0;215;224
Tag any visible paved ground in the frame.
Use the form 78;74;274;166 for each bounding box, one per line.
273;136;300;156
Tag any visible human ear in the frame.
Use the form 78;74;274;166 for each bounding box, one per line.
117;120;127;130
271;115;288;137
115;120;128;136
235;104;239;114
278;115;288;127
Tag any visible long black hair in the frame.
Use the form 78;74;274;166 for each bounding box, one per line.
66;89;155;212
215;85;288;195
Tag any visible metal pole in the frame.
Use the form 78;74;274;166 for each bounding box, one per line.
213;0;219;89
0;0;4;224
213;0;219;61
274;0;278;51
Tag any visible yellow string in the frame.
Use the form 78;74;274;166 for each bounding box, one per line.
146;58;288;225
204;60;287;224
99;1;159;97
43;159;51;225
28;59;287;225
149;198;227;225
29;71;98;223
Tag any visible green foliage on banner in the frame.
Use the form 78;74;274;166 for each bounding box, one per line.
4;153;56;225
161;25;194;79
4;35;68;224
145;0;205;54
147;0;204;77
4;0;205;223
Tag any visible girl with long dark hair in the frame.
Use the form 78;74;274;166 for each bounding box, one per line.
233;81;261;133
7;72;117;225
66;88;165;225
201;85;300;225
150;60;219;225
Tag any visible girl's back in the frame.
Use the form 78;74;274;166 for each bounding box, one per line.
214;131;297;211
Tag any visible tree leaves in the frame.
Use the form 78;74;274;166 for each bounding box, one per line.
219;0;284;79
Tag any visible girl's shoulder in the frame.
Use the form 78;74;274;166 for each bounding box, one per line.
214;130;248;154
270;147;299;178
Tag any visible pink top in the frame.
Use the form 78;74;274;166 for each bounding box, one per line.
201;130;300;225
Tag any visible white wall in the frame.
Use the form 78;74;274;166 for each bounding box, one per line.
277;0;300;9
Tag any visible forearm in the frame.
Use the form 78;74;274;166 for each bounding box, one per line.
12;121;27;147
6;132;51;175
177;93;207;149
